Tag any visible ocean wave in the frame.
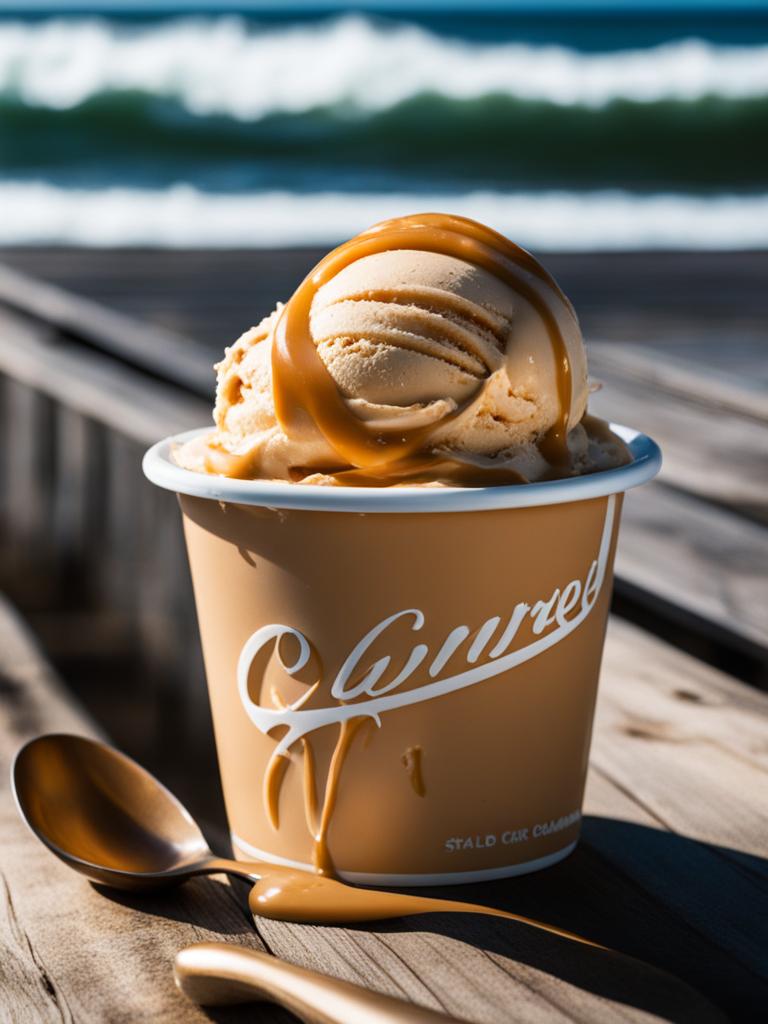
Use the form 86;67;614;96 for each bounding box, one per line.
5;90;766;191
1;15;768;117
1;181;766;250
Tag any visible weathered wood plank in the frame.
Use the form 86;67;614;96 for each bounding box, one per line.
0;307;209;446
50;404;93;598
135;476;209;745
589;341;768;422
0;311;214;758
593;620;768;856
589;364;768;520
0;261;215;399
616;483;768;658
579;770;765;1023
2;249;766;357
2;383;54;552
0;249;317;356
0;595;287;1024
3;593;757;1023
640;335;768;394
577;619;768;1017
0;382;57;607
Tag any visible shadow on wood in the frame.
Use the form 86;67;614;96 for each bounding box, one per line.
78;816;766;1022
374;817;763;1022
91;879;299;1022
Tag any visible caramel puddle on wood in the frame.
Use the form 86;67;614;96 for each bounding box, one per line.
247;862;602;946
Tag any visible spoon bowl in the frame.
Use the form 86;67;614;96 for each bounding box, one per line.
12;733;220;890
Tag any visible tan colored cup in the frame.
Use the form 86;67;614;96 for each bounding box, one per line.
144;424;660;885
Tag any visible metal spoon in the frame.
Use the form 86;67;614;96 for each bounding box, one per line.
174;942;459;1023
12;733;243;892
10;732;596;939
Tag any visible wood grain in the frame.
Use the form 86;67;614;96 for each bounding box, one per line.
589;341;768;423
589;369;768;520
0;307;208;445
616;483;768;658
0;261;215;399
0;596;289;1024
2;597;766;1021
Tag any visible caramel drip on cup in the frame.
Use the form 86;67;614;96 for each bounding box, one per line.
265;683;366;877
310;717;366;876
401;745;426;797
272;212;574;472
263;753;290;830
300;736;319;838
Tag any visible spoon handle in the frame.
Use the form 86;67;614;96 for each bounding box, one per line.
174;942;458;1024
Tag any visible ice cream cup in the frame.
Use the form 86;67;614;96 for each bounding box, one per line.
143;424;660;886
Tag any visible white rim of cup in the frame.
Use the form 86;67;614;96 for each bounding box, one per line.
142;423;661;514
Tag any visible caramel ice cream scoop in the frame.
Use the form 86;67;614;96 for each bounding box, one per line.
176;214;628;484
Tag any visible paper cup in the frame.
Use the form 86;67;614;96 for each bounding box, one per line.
144;424;660;885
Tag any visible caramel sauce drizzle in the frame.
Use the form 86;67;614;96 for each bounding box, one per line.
248;863;604;949
271;212;575;474
401;745;426;797
265;684;365;877
311;717;366;876
263;753;289;830
300;736;319;838
206;447;529;487
204;444;263;480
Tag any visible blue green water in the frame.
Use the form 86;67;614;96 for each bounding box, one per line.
1;5;767;246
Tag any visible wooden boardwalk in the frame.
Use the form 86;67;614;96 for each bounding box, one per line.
0;249;766;1021
2;594;767;1022
2;248;767;358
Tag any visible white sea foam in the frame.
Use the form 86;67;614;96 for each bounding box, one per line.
1;181;766;249
1;15;768;116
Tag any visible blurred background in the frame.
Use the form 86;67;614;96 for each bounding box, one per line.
0;0;766;825
1;0;768;251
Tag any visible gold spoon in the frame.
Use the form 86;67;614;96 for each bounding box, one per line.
174;941;458;1023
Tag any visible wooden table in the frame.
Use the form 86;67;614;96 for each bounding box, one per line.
2;593;766;1023
0;251;766;1022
